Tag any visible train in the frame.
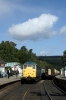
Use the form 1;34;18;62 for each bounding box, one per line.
21;61;42;83
45;66;60;79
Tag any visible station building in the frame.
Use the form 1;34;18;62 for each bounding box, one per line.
5;62;20;68
0;59;6;72
5;62;22;76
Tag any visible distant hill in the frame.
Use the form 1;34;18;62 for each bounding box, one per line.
37;56;64;70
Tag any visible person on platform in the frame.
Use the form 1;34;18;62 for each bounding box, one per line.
7;69;10;78
16;69;19;77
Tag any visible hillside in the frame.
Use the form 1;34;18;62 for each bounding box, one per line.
37;56;64;70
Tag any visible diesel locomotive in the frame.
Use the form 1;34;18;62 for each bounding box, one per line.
21;61;42;83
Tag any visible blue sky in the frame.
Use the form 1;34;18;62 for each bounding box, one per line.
0;0;66;56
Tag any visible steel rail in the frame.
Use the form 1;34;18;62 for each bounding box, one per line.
22;85;32;100
44;81;52;100
0;81;23;100
52;79;66;95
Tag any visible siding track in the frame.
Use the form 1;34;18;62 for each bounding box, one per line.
44;80;66;100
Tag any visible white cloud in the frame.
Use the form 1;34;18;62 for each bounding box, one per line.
60;26;66;35
0;1;12;16
39;46;57;56
0;0;41;17
0;0;26;17
39;51;52;56
8;13;58;41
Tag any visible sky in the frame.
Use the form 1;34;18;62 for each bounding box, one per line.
0;0;66;56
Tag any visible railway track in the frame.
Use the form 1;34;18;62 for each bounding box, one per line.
44;80;66;100
0;81;22;100
52;79;66;95
0;80;66;100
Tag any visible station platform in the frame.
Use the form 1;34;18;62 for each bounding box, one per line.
55;74;66;80
54;74;66;91
0;75;22;86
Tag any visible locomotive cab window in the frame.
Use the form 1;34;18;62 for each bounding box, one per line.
32;65;35;69
24;65;27;69
27;65;31;67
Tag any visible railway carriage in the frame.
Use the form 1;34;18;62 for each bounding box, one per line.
21;61;41;83
45;66;60;79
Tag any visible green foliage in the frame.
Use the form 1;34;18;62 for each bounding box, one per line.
0;40;64;70
0;41;17;62
62;50;66;66
0;41;47;68
17;46;28;63
37;56;64;70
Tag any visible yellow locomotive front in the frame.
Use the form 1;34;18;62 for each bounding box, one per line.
23;64;36;78
21;62;37;83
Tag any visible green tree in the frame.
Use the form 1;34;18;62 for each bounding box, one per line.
0;40;50;68
17;46;28;63
62;50;66;66
0;41;18;61
28;49;33;61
